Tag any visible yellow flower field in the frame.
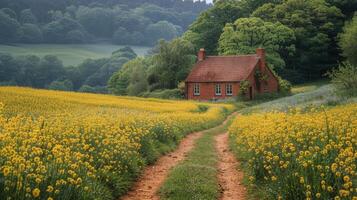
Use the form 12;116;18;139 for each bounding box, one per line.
229;104;357;200
0;87;234;200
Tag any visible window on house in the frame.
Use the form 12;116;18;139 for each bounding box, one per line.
264;86;269;92
215;84;221;95
226;84;233;96
194;83;200;96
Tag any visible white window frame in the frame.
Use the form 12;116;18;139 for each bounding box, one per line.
193;83;200;96
215;84;221;96
226;84;233;96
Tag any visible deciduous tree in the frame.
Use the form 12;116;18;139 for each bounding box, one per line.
218;17;295;70
339;13;357;65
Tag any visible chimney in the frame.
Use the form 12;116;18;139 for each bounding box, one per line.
256;48;266;69
198;48;206;61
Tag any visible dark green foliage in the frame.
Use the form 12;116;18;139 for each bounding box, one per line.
112;27;145;45
66;30;86;43
78;85;108;94
67;47;137;91
150;38;195;89
140;89;183;99
0;53;18;83
326;0;357;18
109;38;196;97
76;6;114;37
339;13;357;65
32;55;66;88
0;1;210;45
241;0;283;13
0;10;22;43
108;57;148;96
43;17;88;43
0;54;66;88
112;47;137;60
19;9;37;24
252;0;344;81
20;23;42;43
278;78;292;94
218;17;295;70
145;21;179;45
184;0;244;54
0;47;136;93
48;79;74;91
0;8;17;19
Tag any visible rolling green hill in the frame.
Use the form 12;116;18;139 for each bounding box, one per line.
0;44;151;66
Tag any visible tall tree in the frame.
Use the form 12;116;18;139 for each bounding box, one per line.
339;13;357;65
108;58;148;95
150;38;196;89
218;17;295;70
326;0;357;18
253;0;344;81
184;0;244;54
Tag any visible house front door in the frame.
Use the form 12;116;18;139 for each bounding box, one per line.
249;87;253;100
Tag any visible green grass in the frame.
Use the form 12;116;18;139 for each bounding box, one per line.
159;113;237;200
0;43;151;66
242;82;357;113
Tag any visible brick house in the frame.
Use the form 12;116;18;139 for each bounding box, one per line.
185;48;279;101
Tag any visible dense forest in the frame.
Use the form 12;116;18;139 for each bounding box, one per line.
0;0;210;45
0;0;356;98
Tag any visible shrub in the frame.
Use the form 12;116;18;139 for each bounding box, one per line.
48;79;74;91
328;62;357;97
78;85;108;94
141;89;183;99
278;77;292;94
239;80;250;96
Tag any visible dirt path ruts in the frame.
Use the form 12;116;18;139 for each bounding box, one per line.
120;113;236;200
120;113;234;200
215;132;247;200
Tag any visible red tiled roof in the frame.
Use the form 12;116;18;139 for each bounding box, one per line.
185;55;260;82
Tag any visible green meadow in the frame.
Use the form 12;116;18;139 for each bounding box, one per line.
0;44;151;66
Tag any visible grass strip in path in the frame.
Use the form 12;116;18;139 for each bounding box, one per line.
159;113;237;200
120;131;203;200
120;112;236;200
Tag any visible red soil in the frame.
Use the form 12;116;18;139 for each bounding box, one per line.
119;131;203;200
215;132;247;200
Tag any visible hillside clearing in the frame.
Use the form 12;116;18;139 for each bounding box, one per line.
0;44;151;66
246;84;357;113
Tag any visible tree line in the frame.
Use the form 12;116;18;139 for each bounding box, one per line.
108;0;357;98
0;0;210;45
0;47;137;93
1;0;356;99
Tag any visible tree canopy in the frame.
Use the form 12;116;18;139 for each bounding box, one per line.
0;1;211;45
184;0;244;54
218;17;295;70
